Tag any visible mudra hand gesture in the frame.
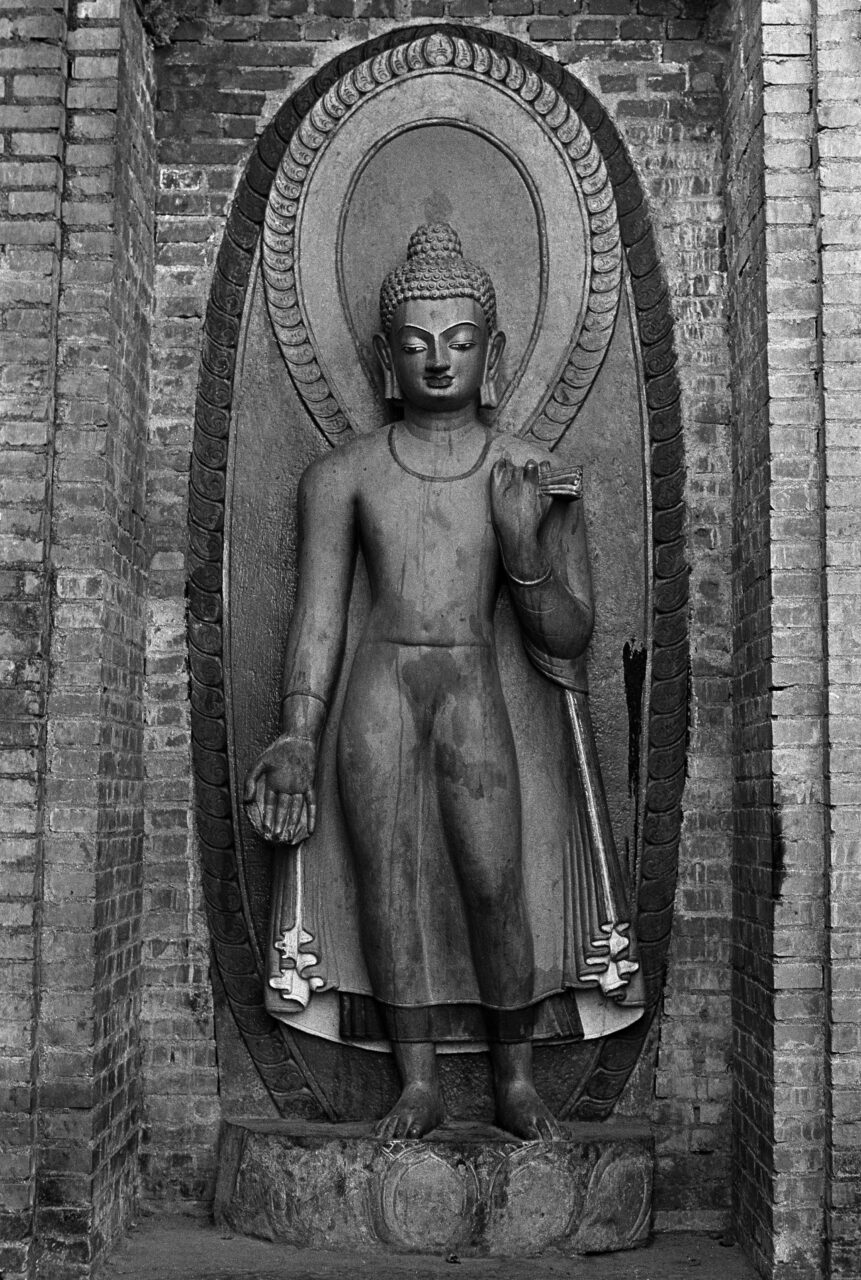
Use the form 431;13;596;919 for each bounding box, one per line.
243;734;317;845
490;457;553;580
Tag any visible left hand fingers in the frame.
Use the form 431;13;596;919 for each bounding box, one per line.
291;798;312;845
304;789;317;835
281;794;304;845
272;792;292;842
262;786;278;841
247;776;268;836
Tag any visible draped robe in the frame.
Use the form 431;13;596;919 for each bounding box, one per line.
263;438;645;1050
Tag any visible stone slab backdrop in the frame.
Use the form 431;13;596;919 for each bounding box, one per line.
188;24;688;1146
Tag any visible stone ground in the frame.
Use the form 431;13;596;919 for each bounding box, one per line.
107;1216;758;1279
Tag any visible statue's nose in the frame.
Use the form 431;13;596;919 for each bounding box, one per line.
426;340;450;371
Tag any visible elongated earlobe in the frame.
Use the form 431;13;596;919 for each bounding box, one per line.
479;376;499;409
383;367;403;402
480;330;506;410
373;332;402;402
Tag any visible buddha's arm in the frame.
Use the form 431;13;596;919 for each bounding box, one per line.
490;457;593;661
244;456;357;843
279;458;358;734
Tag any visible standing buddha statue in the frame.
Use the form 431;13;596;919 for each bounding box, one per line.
245;224;640;1140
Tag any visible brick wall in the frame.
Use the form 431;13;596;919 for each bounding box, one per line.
145;0;737;1228
724;2;776;1270
724;1;847;1277
758;5;829;1270
89;0;153;1255
816;2;861;1273
0;2;69;1275
0;0;155;1275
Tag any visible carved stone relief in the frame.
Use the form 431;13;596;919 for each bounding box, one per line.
189;23;687;1127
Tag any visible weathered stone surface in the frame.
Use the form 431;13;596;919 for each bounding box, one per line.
215;1119;653;1256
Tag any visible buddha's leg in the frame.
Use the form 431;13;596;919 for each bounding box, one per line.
337;641;444;1139
433;649;530;1008
434;650;560;1141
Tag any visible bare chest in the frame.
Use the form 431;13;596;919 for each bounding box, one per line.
355;455;498;588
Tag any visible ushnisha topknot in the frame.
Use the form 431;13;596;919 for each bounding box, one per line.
379;223;497;336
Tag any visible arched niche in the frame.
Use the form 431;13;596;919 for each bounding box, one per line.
188;24;688;1123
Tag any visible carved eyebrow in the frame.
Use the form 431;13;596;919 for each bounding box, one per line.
443;322;479;338
397;322;480;340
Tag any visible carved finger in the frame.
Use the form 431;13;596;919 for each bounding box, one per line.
262;786;278;842
294;797;309;843
272;792;292;842
247;777;268;835
305;789;317;834
284;793;303;844
243;759;263;803
524;458;553;523
245;797;264;837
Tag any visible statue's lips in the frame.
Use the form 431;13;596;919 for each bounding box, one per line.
424;376;454;388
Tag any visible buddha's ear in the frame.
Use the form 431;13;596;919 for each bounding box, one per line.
480;329;506;410
373;332;402;402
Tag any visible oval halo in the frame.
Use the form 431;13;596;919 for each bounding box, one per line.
262;34;622;450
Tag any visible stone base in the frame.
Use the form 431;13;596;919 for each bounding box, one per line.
214;1118;653;1257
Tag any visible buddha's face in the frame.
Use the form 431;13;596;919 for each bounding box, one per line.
374;297;505;413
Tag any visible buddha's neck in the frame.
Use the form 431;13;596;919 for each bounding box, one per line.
401;405;481;441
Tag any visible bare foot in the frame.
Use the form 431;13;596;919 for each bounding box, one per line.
375;1083;445;1140
496;1079;561;1142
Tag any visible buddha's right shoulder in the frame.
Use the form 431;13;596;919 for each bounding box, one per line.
299;429;386;496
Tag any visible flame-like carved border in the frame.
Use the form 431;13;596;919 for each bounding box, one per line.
261;29;623;449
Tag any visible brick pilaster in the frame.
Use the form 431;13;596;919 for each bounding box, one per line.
35;0;156;1273
0;0;156;1275
761;3;829;1273
724;3;776;1269
0;3;69;1277
815;2;861;1274
725;1;855;1277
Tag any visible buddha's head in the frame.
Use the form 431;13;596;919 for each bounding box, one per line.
373;224;506;413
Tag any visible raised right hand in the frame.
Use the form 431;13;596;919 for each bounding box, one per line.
243;734;317;845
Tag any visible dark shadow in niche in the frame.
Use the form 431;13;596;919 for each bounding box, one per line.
623;638;648;848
